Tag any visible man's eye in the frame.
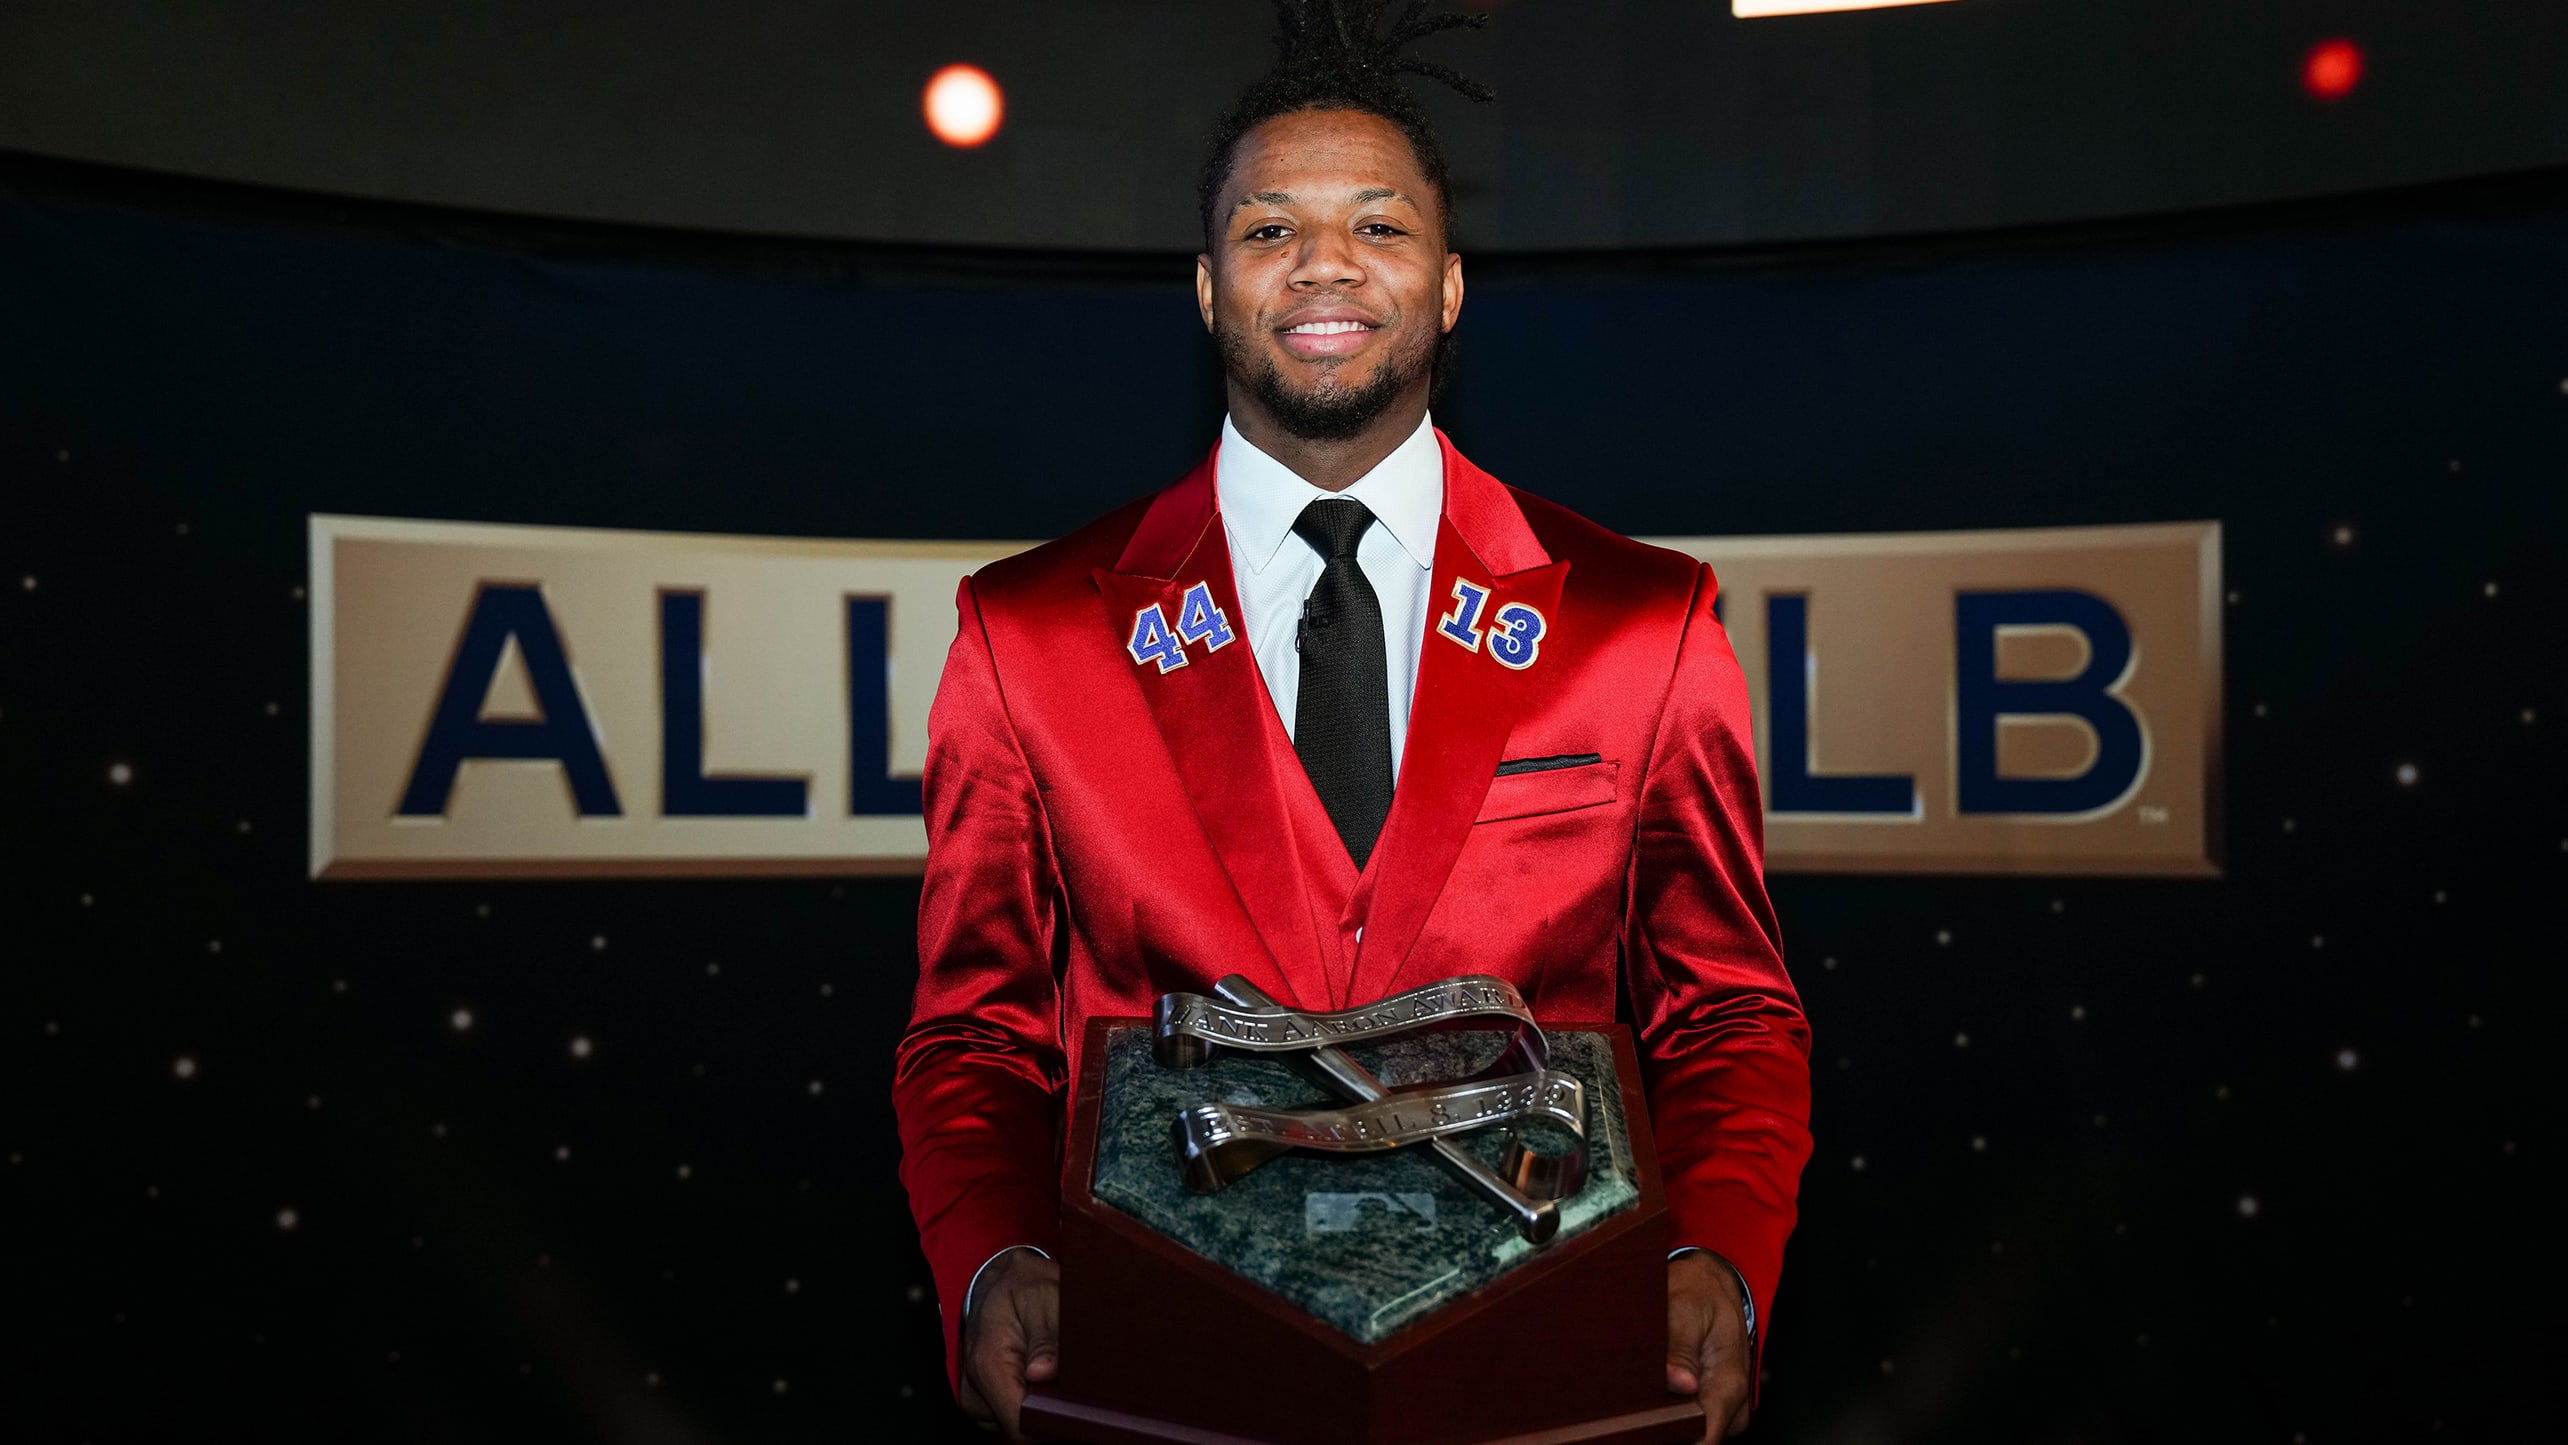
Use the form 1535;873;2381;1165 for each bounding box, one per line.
1246;224;1291;242
1359;224;1406;238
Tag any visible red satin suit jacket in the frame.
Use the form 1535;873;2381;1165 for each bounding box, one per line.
894;431;1813;1384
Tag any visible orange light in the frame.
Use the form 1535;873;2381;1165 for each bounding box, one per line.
2303;38;2362;101
923;64;1004;148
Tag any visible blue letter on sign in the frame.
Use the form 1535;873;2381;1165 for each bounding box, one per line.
659;592;807;817
398;584;620;817
1764;594;1915;816
1955;589;2144;815
847;596;925;816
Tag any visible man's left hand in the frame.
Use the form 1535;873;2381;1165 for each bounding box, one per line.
1665;1251;1752;1439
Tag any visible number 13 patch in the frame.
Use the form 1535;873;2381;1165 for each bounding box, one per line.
1436;578;1547;670
1128;579;1237;673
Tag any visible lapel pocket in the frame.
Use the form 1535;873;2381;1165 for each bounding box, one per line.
1475;756;1619;823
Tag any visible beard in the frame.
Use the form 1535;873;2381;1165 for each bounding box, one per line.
1216;311;1450;442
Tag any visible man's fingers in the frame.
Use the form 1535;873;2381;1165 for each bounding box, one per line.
1665;1282;1713;1386
1020;1272;1061;1384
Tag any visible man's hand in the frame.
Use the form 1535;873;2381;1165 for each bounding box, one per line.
957;1249;1060;1442
1665;1251;1753;1439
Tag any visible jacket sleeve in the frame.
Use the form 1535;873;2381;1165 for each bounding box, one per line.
1621;563;1815;1375
893;575;1069;1391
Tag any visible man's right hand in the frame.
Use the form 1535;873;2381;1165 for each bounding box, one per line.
957;1248;1060;1442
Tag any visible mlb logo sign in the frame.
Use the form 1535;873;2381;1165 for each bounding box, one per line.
310;516;2217;879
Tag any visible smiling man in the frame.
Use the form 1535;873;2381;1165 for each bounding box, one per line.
892;5;1813;1441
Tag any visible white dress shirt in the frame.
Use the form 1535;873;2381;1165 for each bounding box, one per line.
1215;411;1443;781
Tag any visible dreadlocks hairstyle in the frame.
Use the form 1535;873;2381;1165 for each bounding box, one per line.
1197;0;1496;250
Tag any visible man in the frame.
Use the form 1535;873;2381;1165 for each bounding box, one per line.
893;8;1811;1440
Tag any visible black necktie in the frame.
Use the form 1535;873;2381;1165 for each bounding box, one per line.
1291;498;1395;869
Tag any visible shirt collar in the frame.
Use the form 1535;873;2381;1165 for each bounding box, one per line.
1215;411;1443;576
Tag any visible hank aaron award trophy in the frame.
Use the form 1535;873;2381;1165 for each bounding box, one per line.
1018;975;1702;1445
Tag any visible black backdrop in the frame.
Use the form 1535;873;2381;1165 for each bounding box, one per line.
5;152;2563;1442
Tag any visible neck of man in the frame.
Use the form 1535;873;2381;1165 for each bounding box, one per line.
1225;384;1430;494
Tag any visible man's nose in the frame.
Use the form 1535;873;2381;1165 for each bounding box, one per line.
1289;229;1365;289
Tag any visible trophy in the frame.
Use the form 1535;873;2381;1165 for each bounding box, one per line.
1020;976;1703;1445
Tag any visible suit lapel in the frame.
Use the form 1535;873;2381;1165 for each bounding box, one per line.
1344;433;1567;1004
1093;452;1321;1008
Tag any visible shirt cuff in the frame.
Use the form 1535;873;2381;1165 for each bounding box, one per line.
963;1244;1052;1325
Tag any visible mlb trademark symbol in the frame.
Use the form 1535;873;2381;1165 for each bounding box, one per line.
2138;805;2170;825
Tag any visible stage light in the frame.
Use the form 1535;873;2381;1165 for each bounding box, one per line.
1733;0;1961;16
2303;38;2362;101
924;64;1004;148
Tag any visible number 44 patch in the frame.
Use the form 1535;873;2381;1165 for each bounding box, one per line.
1128;580;1237;673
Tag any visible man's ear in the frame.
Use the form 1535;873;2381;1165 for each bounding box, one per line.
1195;253;1216;334
1441;251;1465;334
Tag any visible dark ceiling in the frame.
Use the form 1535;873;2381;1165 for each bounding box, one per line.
4;0;2566;250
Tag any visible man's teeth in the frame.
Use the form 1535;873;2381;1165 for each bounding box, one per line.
1288;320;1373;335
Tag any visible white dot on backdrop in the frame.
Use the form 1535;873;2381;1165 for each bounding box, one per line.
1953;1032;1970;1049
2395;762;2419;787
2190;972;2206;988
79;893;92;907
554;1146;570;1162
450;1008;474;1032
1850;1155;1867;1172
107;762;132;786
2483;581;2499;598
2312;935;2326;950
772;1379;789;1395
1970;1136;1988;1152
2226;589;2241;605
1821;955;1838;970
2337;1048;2359;1071
2069;1005;2086;1020
784;1278;801;1294
207;940;222;954
2214;1084;2231;1100
263;701;279;717
290;585;305;601
2238;1196;2260;1218
1935;928;1953;946
706;962;721;977
172;1056;197;1081
2331;524;2355;547
2253;702;2269;718
675;1164;692;1181
589;935;607;952
275;1207;299;1232
2281;817;2296;833
569;1036;593;1060
819;982;835;997
808;1079;826;1096
2523;708;2538;725
19;575;35;591
2434;889;2448;903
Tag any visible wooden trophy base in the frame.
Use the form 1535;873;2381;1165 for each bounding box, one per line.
1022;1389;1705;1445
1027;1019;1697;1445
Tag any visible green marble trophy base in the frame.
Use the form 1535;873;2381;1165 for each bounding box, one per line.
1025;1017;1700;1445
